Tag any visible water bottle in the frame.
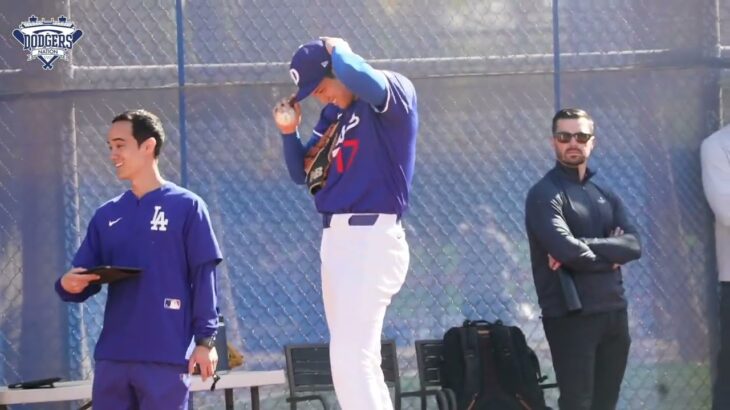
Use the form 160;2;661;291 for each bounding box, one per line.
558;268;582;314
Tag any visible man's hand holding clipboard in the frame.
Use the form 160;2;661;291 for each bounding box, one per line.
60;266;142;294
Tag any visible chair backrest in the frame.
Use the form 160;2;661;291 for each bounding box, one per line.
285;342;333;393
380;340;400;387
284;340;400;393
415;339;445;388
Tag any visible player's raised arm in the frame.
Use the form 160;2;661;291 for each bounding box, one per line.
321;37;388;107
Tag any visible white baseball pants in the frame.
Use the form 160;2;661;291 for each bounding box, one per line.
320;213;409;410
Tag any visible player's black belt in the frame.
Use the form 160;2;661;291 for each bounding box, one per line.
322;213;401;228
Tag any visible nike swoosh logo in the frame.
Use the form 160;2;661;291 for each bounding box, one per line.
108;217;122;227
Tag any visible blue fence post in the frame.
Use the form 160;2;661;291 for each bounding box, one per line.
175;0;188;188
552;0;561;111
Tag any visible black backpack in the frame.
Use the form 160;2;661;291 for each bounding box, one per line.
441;320;550;410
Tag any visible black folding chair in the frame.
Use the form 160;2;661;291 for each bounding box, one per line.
284;340;402;410
399;340;456;410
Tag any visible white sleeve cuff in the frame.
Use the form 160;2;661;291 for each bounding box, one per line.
371;81;392;114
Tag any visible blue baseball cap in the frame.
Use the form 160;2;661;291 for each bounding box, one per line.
289;40;332;102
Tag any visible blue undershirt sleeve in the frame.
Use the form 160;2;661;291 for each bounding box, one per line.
191;261;219;340
331;46;387;107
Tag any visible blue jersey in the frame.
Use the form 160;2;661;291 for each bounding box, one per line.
315;71;418;215
56;182;222;366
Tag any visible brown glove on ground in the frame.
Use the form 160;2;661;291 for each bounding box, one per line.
227;342;244;368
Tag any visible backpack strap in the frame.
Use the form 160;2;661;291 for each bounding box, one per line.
508;326;548;409
475;325;501;400
490;325;522;396
459;325;481;404
528;348;547;384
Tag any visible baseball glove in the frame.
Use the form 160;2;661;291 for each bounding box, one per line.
227;342;244;368
304;121;341;195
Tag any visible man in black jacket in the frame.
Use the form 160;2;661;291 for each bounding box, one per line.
525;108;642;410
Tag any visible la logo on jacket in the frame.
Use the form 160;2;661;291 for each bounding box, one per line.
150;206;169;231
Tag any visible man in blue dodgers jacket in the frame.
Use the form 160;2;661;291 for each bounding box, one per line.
55;110;222;409
273;37;418;410
525;108;642;410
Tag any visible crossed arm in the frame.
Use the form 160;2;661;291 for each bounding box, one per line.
526;188;641;272
579;192;642;265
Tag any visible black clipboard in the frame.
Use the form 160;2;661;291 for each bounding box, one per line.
84;265;142;284
8;377;62;389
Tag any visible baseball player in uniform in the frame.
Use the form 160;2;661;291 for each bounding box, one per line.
55;110;222;409
272;37;418;410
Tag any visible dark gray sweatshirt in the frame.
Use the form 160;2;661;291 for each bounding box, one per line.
525;162;642;318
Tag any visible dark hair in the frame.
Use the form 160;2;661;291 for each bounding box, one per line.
552;108;594;134
111;109;165;158
324;59;335;78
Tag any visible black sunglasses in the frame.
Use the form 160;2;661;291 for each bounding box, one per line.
553;132;593;144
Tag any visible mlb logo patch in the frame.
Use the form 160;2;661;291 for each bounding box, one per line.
164;298;181;310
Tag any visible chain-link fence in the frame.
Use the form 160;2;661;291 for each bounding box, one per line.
0;0;727;408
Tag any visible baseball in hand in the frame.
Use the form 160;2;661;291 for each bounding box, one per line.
275;104;296;126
